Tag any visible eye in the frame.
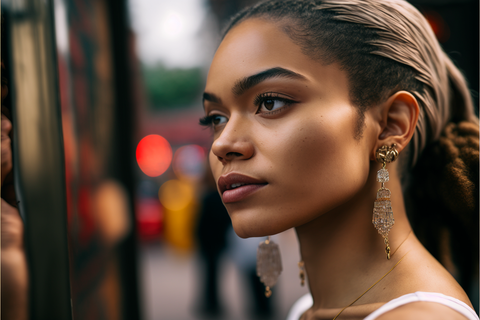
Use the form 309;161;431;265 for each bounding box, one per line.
259;98;287;112
212;115;228;125
255;93;295;114
199;114;228;128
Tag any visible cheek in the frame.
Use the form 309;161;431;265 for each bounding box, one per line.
211;105;371;237
209;150;222;187
262;107;370;226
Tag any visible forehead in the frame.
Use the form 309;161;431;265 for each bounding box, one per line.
206;19;319;88
205;18;352;108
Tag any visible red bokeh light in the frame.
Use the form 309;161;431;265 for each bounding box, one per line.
136;134;172;177
424;10;450;43
136;198;163;242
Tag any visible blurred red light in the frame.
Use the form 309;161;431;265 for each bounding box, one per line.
424;11;450;43
136;198;163;242
136;134;172;177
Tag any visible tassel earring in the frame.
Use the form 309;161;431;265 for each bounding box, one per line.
298;261;305;286
373;144;398;260
256;237;282;297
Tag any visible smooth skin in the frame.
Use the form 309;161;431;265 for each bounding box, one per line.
203;19;472;319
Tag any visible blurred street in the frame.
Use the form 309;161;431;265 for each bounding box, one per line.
140;228;309;320
2;0;477;319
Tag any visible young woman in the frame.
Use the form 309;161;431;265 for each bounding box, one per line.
200;0;479;319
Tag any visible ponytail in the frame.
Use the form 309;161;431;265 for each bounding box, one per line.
406;47;479;294
407;120;478;293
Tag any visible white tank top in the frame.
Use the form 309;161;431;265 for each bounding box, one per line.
286;292;479;320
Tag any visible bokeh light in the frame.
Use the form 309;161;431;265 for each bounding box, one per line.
172;144;206;180
423;10;450;43
161;11;184;39
158;179;194;211
136;198;163;241
136;134;172;177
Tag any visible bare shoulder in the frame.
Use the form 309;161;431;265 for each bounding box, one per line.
387;241;471;303
372;240;476;320
375;301;471;320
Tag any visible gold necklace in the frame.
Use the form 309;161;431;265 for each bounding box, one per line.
332;253;408;320
390;230;412;258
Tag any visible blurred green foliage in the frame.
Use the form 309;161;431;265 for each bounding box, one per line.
142;64;204;110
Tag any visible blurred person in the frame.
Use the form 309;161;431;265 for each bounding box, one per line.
196;165;274;319
200;1;479;319
227;230;274;319
195;166;232;317
1;61;28;320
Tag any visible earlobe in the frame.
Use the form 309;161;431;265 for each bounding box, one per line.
376;91;419;154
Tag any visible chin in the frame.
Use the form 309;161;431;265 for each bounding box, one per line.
230;210;289;238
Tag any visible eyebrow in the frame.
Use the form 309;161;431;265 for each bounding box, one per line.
202;92;221;110
232;67;307;96
202;67;307;109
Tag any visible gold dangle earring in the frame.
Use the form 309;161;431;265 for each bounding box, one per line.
373;144;398;260
298;261;305;286
256;236;282;297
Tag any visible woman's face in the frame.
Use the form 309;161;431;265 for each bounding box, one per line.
203;19;377;237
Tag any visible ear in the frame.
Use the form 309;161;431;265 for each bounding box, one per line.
374;91;419;156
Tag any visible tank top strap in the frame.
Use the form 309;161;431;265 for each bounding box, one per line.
364;292;479;320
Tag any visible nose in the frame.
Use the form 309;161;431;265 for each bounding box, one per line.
211;116;254;164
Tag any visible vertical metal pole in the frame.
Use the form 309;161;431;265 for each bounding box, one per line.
6;0;72;318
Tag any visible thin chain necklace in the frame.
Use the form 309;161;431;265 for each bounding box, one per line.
299;231;412;320
332;231;412;320
332;253;407;320
390;230;412;258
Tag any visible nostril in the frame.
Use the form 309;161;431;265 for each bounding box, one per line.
226;152;243;158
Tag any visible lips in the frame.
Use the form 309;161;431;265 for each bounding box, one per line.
218;173;267;203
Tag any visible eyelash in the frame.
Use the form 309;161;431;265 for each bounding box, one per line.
199;92;296;128
199;115;217;127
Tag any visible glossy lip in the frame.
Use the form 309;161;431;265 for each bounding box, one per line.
218;172;268;204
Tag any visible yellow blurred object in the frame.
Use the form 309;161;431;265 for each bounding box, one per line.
159;180;197;251
159;179;194;211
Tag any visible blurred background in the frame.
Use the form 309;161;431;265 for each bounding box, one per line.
1;0;478;319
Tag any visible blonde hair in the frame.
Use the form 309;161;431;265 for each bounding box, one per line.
317;0;478;165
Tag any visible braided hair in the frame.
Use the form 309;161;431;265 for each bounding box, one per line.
222;0;479;295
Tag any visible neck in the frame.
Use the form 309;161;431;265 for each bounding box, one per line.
295;162;412;310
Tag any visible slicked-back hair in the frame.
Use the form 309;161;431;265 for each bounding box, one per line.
223;0;477;166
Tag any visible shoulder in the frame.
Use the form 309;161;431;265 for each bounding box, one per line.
375;301;471;320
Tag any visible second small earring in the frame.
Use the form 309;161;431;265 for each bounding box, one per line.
372;144;398;260
298;260;305;286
